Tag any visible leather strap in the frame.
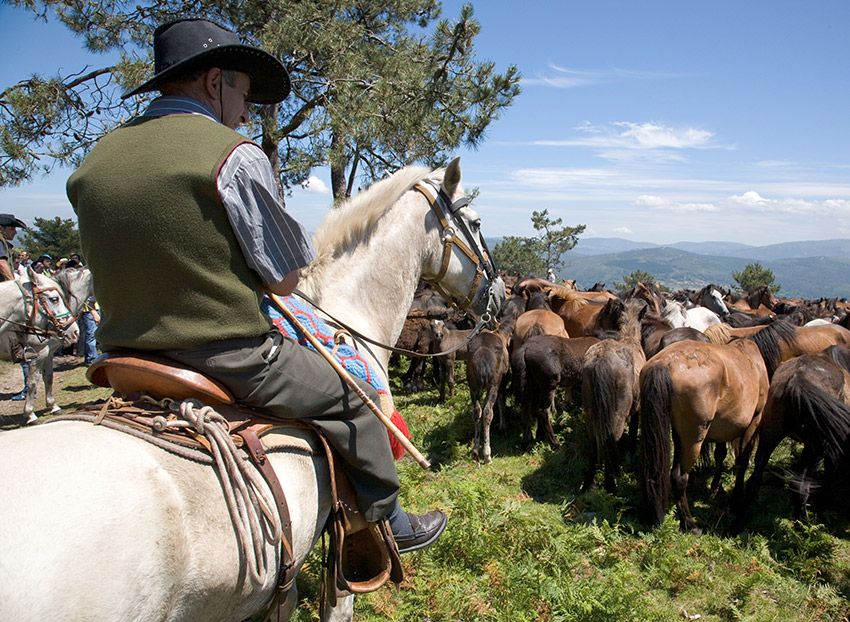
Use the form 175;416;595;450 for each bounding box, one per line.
236;425;296;591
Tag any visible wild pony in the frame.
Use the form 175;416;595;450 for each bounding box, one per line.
0;158;504;622
705;319;850;378
432;317;516;463
580;299;646;493
0;269;80;422
511;333;600;449
640;337;769;532
690;284;730;317
662;299;723;333
731;345;850;531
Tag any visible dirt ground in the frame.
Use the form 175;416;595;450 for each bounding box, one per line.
0;357;112;428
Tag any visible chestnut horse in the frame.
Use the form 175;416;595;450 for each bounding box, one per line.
640;337;769;532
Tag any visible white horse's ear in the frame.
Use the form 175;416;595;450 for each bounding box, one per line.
442;157;461;197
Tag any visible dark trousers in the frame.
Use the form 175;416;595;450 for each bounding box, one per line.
164;331;400;522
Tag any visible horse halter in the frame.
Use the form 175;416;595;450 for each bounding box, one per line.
413;180;503;321
25;284;76;338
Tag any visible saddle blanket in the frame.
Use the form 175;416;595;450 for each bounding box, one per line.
261;295;410;459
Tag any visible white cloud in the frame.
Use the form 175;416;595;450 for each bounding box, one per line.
613;226;633;235
522;64;683;89
529;121;719;163
634;194;718;212
302;175;330;194
510;168;617;188
729;190;850;215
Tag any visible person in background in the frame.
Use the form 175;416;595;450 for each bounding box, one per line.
0;214;27;282
0;214;29;402
77;294;100;365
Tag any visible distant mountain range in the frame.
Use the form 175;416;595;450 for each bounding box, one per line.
486;237;850;299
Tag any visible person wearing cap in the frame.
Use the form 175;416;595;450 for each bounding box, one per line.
67;17;446;554
0;214;27;282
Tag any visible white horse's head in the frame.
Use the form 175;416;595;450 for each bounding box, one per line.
418;157;505;321
29;269;80;347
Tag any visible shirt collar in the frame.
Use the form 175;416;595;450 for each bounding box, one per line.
142;96;219;122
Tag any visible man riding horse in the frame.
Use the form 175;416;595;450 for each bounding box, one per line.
67;17;445;554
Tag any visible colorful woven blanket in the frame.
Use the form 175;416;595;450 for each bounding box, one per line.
261;295;410;459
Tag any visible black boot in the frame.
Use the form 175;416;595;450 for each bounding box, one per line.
388;501;447;554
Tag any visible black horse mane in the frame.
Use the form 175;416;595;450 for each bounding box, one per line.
749;319;798;378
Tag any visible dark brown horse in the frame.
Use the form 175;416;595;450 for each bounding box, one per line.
432;317;515;462
640;337;769;532
580;299;646;493
511;334;600;449
731;345;850;531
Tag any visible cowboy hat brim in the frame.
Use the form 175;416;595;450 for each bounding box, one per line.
122;44;290;105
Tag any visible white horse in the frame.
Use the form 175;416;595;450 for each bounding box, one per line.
0;158;503;622
663;299;723;333
0;269;79;421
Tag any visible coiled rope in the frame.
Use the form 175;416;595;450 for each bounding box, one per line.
150;399;282;585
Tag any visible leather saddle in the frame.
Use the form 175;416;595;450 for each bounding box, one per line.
87;352;235;405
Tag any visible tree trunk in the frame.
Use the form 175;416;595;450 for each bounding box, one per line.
329;131;349;203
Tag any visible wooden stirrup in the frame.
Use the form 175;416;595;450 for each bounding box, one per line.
87;353;235;405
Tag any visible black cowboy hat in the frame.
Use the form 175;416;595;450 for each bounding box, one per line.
0;214;27;228
122;17;290;104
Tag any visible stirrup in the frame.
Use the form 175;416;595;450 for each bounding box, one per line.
87;353;235;405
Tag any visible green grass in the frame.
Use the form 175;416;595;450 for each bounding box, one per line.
291;362;850;622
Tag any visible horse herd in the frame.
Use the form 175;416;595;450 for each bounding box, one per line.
396;276;850;534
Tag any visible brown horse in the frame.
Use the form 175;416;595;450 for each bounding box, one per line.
550;295;623;337
640;337;769;532
511;334;600;449
512;308;569;351
731;345;850;532
706;320;850;378
641;312;710;359
581;299;647;493
432;318;515;462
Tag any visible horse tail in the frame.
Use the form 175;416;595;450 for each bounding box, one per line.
640;364;673;527
525;323;545;339
781;373;850;467
582;352;621;482
510;341;529;409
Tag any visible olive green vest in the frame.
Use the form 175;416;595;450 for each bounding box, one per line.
67;114;271;350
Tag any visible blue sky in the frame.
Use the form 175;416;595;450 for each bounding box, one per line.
2;1;849;246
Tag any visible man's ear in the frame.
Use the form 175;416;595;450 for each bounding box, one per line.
202;67;223;100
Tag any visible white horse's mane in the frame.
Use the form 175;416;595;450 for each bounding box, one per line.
307;165;440;276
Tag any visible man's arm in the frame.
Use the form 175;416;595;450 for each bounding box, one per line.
264;269;300;297
217;143;315;292
0;259;15;282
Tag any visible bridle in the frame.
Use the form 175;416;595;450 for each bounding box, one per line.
412;179;500;317
0;282;77;340
291;177;505;361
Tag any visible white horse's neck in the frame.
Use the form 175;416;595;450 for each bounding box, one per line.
300;177;438;376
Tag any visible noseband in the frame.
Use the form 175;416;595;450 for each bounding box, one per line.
413;180;498;314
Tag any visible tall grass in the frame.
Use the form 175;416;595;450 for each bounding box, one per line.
294;362;850;622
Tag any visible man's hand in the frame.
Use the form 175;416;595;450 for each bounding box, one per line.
264;269;300;297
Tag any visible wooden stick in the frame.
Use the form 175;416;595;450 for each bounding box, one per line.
268;293;431;469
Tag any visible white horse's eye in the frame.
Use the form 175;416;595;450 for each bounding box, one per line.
470;219;481;233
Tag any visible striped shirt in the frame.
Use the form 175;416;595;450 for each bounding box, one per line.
142;96;315;284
